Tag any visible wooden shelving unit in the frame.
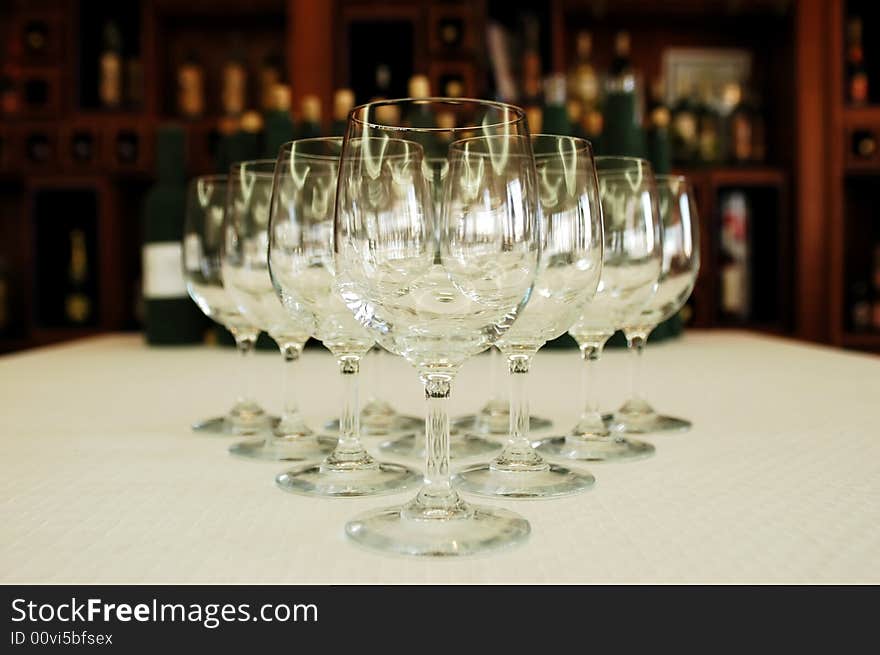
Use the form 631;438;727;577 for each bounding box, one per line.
0;0;845;352
828;0;880;351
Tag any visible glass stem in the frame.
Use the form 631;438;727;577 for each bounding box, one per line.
493;353;545;469
489;347;502;404
335;355;362;456
232;330;258;407
580;342;604;419
274;341;307;436
415;372;461;510
626;331;649;404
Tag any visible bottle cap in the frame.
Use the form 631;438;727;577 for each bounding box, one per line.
576;31;592;58
615;31;631;56
408;75;430;98
566;98;583;123
444;79;464;98
240;110;263;133
543;73;566;106
301;95;321;122
271;84;292;111
334;88;355;121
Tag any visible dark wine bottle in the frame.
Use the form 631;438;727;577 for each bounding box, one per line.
64;229;92;325
331;88;355;136
296;95;322;139
263;83;295;158
142;125;207;345
847;17;869;106
542;74;570;136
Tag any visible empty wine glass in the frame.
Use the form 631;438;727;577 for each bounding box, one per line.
269;138;420;496
373;156;500;460
537;156;662;462
182;174;273;435
611;174;700;433
336;99;539;556
222;159;333;461
451;346;554;436
453;134;603;499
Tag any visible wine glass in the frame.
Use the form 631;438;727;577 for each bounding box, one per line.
452;134;603;498
221;159;333;461
182;174;274;435
336;99;539;556
373;154;501;461
610;174;700;433
537;156;662;462
451;346;554;436
268;137;420;496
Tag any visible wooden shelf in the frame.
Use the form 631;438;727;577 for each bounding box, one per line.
843;105;880;127
679;166;787;187
840;332;880;350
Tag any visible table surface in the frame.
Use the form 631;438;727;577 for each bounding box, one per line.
1;331;879;584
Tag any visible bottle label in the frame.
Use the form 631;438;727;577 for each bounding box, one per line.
143;242;187;299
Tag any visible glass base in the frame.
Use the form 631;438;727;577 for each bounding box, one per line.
379;433;500;460
452;412;553;436
453;461;595;499
536;435;655;463
275;461;420;498
191;414;279;436
611;412;692;434
228;435;336;462
345;499;530;557
324;414;422;437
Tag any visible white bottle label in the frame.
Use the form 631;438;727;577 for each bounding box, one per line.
143;242;186;299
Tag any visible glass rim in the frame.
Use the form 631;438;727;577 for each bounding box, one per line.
230;159;277;174
348;97;528;133
594;155;652;166
278;137;344;162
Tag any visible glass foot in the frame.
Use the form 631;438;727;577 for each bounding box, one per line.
536;435;655;462
228;435;336;462
453;461;595;499
276;461;420;498
611;413;692;434
192;414;279;436
379;433;500;460
452;413;553;436
323;414;422;437
345;500;530;557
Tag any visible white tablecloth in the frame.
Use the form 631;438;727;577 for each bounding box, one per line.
1;332;878;583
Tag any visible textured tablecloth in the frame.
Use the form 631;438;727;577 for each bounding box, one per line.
1;332;878;584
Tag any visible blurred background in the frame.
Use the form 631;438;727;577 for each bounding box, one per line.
0;0;876;354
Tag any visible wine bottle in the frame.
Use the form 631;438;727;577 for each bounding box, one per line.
405;75;434;128
567;31;599;119
847;17;869;106
671;85;699;165
696;82;721;164
373;63;391;101
235;110;265;162
727;83;753;164
296;95;322;139
260;52;283;112
177;51;205;119
602;31;645;158
542;73;570;136
520;16;542;116
99;21;122;109
263;84;294;158
646;78;671;174
221;48;247;118
852;129;878;160
64;229;92;325
331;88;355;136
719;191;750;321
142;125;207;345
850;281;871;332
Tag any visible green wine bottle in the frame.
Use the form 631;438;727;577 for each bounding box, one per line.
263;84;295;159
142;125;207;345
